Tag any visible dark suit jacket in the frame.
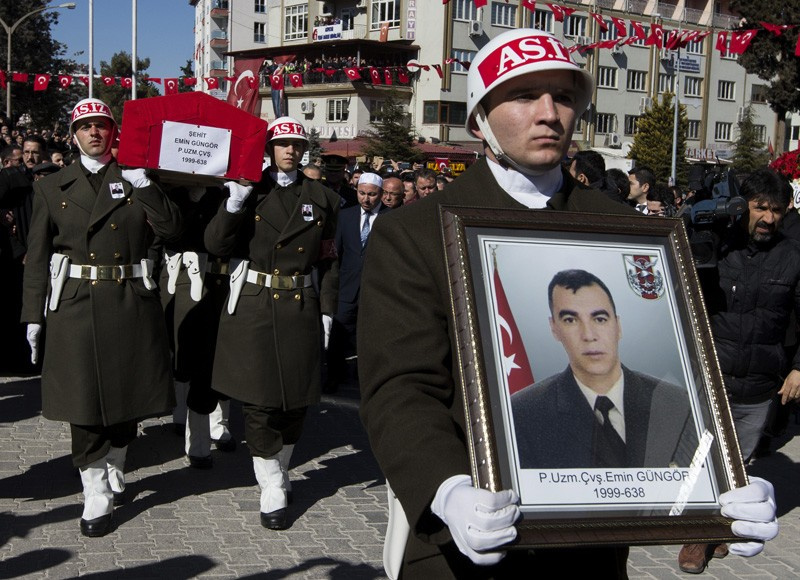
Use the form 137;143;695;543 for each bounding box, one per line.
335;202;388;305
511;366;698;469
358;158;638;577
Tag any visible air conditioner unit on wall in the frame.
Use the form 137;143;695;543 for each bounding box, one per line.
469;20;483;36
300;100;314;114
605;132;622;148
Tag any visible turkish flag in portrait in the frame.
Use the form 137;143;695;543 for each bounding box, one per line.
344;67;361;80
164;78;179;95
121;77;133;89
493;260;534;395
270;73;284;91
397;68;409;84
369;67;382;84
204;77;219;89
288;72;303;88
226;57;264;115
58;75;72;88
102;76;115;86
33;74;50;91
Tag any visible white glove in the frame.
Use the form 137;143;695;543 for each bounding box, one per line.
27;323;42;364
224;181;253;213
120;168;152;188
322;314;333;350
431;474;520;566
720;476;779;557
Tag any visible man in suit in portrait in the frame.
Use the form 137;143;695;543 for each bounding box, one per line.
326;172;389;391
512;269;698;469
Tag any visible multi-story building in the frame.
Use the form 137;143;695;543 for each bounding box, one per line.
190;0;777;164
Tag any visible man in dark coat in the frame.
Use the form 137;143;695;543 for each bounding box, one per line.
21;98;181;537
326;171;388;390
204;116;339;530
358;29;778;579
512;269;696;470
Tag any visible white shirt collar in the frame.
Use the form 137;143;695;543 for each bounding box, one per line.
486;157;563;209
270;169;298;187
575;371;626;442
79;153;112;174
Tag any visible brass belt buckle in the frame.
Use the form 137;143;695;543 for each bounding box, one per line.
271;275;294;290
97;265;118;280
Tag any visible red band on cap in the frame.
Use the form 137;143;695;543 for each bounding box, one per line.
71;101;112;123
271;121;305;138
477;35;572;89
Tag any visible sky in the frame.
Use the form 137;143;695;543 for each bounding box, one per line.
49;0;196;94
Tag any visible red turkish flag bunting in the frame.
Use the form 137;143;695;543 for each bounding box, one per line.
120;77;133;88
645;23;664;48
795;34;800;57
270;73;284;91
183;77;197;86
760;22;793;36
397;68;409;83
164;78;179;95
590;13;608;32
0;71;6;89
716;30;728;52
224;76;236;82
58;75;72;88
610;17;627;37
344;67;361;80
432;64;443;78
147;77;161;84
729;30;757;54
664;30;680;50
493;260;534;395
473;0;487;6
204;77;218;89
521;0;536;11
79;75;90;86
547;4;574;22
12;73;29;83
383;68;393;85
369;67;381;84
630;21;646;40
289;72;303;87
33;74;50;91
102;76;115;86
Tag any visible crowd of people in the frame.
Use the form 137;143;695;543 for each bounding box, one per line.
263;53;411;86
0;26;795;579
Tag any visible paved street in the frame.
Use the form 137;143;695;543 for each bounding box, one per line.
1;373;798;578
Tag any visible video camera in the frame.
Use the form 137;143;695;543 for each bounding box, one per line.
676;165;747;268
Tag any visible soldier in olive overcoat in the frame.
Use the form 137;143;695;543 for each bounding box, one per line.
21;98;180;537
204;116;339;530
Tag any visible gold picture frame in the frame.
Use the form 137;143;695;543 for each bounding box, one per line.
441;206;747;548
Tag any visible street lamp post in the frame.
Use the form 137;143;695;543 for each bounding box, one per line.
0;2;76;121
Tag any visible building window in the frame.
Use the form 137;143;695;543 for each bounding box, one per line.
685;38;704;55
451;49;476;74
574;116;583;133
564;15;587;38
491;2;517;28
254;21;266;43
597;66;617;89
530;8;553;32
596;113;616;134
370;100;385;123
371;0;400;30
792;125;800;141
453;0;478;21
627;70;647;92
341;8;356;31
423;101;468;126
751;84;768;103
684;76;703;97
754;125;767;144
254;0;265;14
284;5;308;40
624;115;640;136
687;120;701;140
599;20;617;41
629;24;649;46
718;80;735;101
659;73;675;94
327;98;350;122
715;122;733;142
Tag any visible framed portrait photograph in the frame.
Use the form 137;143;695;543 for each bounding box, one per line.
441;206;748;548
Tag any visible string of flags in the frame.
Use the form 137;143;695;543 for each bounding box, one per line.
5;2;800;96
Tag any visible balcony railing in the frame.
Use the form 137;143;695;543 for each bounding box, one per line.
211;30;228;40
261;66;415;89
210;60;227;71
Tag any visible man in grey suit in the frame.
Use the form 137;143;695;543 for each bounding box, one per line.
512;269;697;469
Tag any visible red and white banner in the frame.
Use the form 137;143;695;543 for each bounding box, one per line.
227;57;263;116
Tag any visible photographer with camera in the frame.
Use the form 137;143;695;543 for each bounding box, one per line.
679;167;800;574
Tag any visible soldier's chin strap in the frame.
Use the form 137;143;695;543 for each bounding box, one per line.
473;104;552;177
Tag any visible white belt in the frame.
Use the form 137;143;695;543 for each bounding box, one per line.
68;263;144;281
245;269;312;290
